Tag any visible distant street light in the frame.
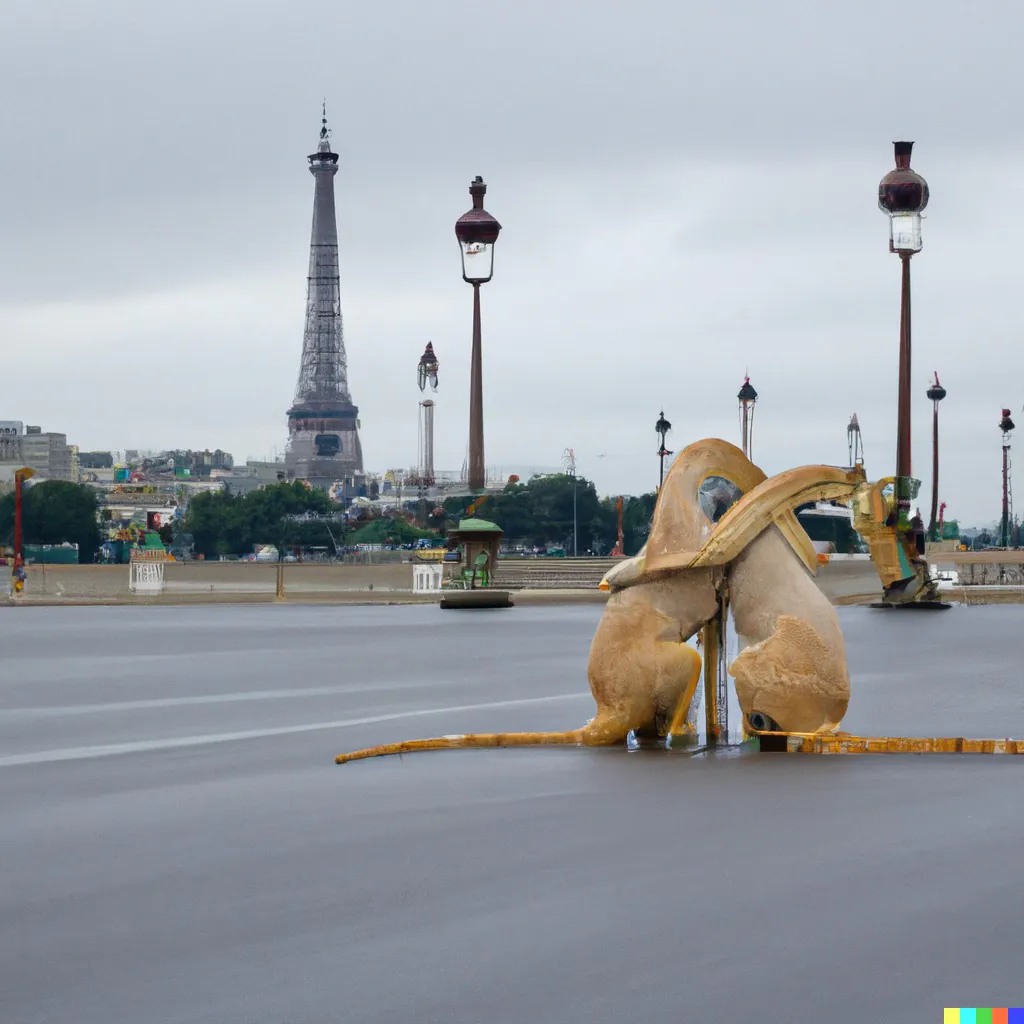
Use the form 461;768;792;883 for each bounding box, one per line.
655;411;673;491
1000;408;1015;548
562;448;578;557
925;372;947;541
737;375;758;461
878;141;930;528
455;176;502;492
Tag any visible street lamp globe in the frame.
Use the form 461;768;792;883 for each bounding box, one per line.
655;411;672;448
417;342;439;392
455;176;502;283
878;141;930;253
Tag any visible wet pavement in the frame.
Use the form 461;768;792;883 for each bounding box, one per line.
1;603;1022;1023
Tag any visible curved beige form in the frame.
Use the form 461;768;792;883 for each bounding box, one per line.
336;441;861;763
640;439;819;579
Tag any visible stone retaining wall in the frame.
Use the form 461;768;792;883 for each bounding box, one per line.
7;556;886;604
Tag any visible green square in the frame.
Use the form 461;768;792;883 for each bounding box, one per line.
977;1012;993;1024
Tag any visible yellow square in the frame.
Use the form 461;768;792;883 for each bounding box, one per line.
945;1011;961;1024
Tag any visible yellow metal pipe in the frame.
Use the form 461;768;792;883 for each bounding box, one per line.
685;465;864;570
753;731;1024;755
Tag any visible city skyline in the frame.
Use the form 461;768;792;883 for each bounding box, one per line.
2;0;1022;522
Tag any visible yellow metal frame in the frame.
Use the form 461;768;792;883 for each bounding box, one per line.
750;729;1023;755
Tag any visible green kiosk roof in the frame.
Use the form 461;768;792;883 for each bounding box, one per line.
450;517;503;534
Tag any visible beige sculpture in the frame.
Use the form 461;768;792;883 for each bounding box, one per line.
335;439;863;764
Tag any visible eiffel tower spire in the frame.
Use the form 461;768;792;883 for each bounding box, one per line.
285;105;364;493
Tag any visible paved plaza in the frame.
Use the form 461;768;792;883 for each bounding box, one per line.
1;603;1022;1023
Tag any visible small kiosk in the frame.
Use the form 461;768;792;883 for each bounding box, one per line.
440;517;513;609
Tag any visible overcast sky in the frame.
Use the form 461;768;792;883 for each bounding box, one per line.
2;0;1021;523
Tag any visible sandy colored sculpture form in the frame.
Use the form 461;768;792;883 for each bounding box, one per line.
335;440;886;765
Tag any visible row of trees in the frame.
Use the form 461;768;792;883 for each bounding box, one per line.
1;475;659;563
185;476;658;558
0;481;103;563
443;473;656;555
185;482;438;557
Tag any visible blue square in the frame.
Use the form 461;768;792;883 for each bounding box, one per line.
1007;1010;1024;1024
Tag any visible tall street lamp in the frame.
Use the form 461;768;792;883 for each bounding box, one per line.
655;411;673;491
1000;408;1015;548
878;141;930;529
11;466;36;596
925;372;946;540
847;413;864;467
562;447;578;557
455;176;502;492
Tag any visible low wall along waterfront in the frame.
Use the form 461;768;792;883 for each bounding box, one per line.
5;552;1023;606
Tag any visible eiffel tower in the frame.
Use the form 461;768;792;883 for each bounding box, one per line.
285;105;364;494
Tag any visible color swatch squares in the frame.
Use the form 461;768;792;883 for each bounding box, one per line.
944;1011;1024;1023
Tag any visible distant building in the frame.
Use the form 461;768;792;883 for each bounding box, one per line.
9;424;77;482
224;460;287;495
0;420;24;462
180;448;234;474
285;109;364;495
78;451;114;470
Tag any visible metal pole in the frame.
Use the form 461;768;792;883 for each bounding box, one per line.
468;283;485;491
14;474;24;565
702;618;719;744
701;599;729;746
928;399;940;540
12;472;26;595
895;253;913;523
573;475;577;557
1002;442;1010;548
658;449;665;491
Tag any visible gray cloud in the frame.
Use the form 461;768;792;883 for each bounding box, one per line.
2;0;1021;524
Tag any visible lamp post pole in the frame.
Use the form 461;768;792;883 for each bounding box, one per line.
455;177;502;493
564;448;577;556
12;467;35;596
655;411;673;491
1000;409;1015;548
469;284;483;490
925;373;946;541
878;141;930;528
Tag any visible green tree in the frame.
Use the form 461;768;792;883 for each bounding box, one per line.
348;517;433;546
0;480;102;563
185;482;343;557
445;474;604;550
599;492;657;555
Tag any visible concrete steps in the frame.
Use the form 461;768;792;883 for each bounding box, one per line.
495;557;620;590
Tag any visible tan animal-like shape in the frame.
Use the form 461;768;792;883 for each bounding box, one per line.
632;447;862;734
727;526;850;733
335;440;860;764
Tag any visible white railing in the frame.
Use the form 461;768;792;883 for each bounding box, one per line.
412;563;444;593
129;550;170;594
